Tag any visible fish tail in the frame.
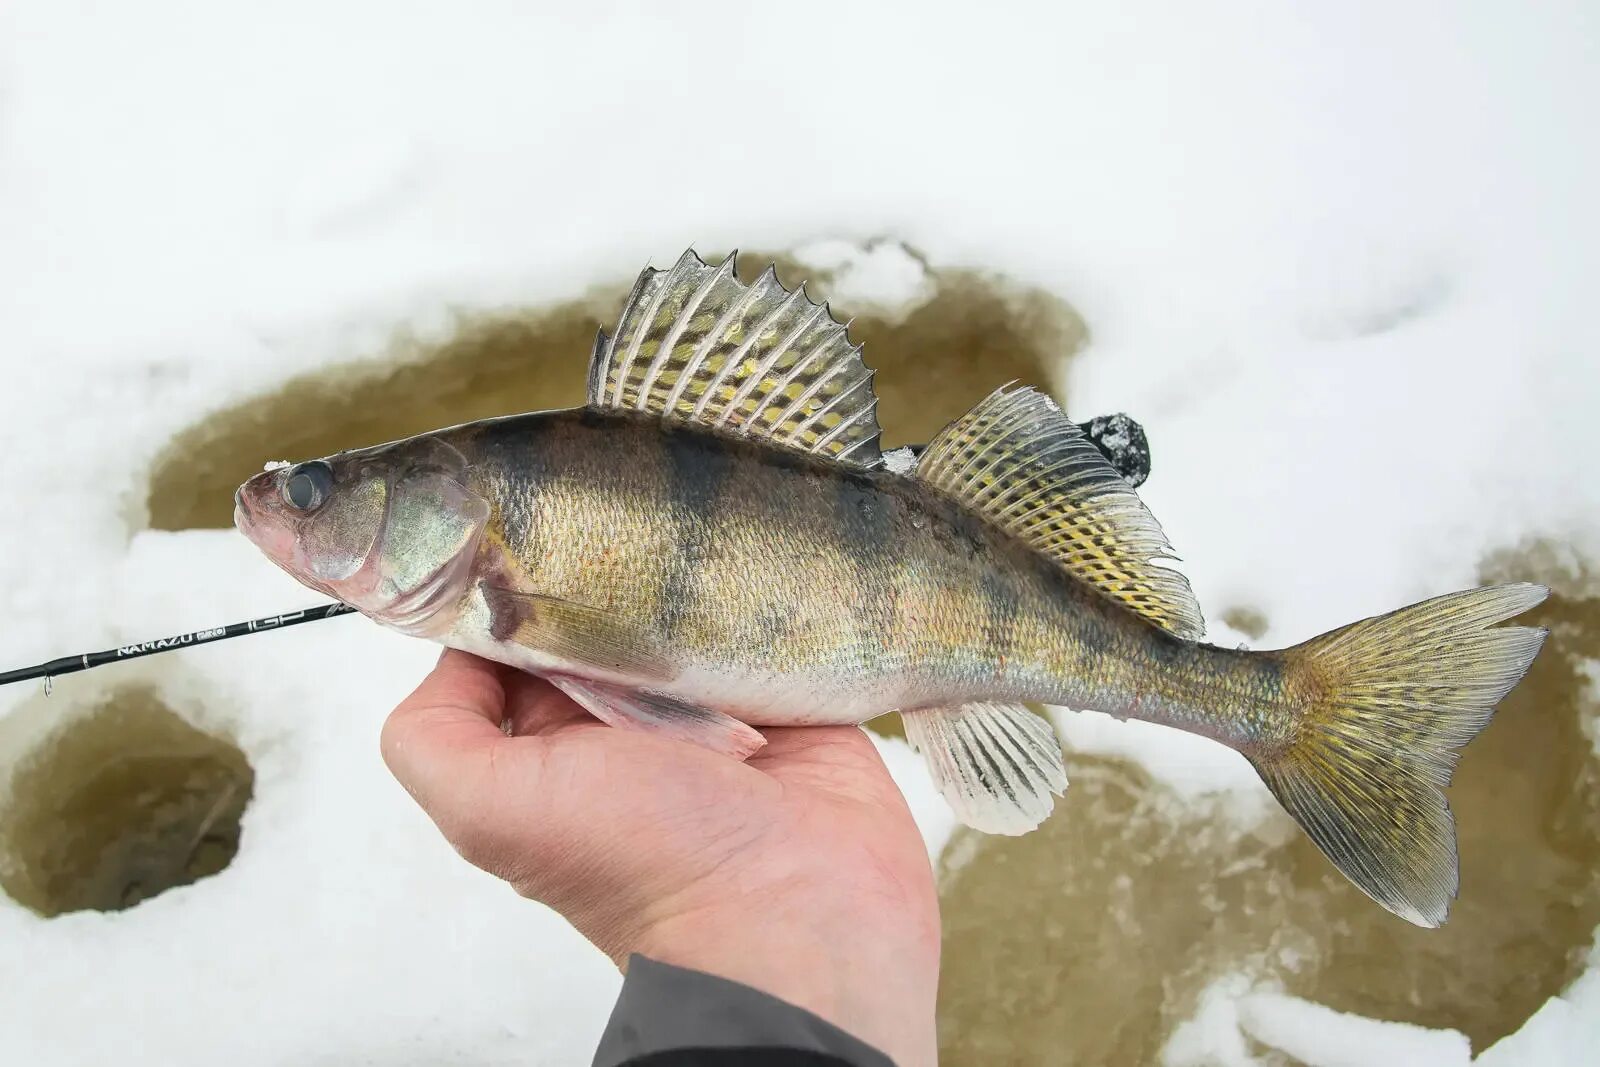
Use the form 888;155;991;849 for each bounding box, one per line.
1249;582;1548;927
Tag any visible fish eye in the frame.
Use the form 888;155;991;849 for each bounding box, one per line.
282;461;334;511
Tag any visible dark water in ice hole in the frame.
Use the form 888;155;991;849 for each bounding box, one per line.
0;688;252;917
4;251;1590;1062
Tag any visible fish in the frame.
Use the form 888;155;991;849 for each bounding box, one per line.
234;250;1548;928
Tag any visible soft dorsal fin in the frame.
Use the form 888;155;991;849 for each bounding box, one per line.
587;250;883;468
917;385;1204;639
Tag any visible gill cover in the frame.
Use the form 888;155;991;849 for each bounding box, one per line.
374;464;490;632
300;473;387;585
238;436;489;634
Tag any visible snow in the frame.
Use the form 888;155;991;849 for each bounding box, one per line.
1166;976;1476;1067
1239;990;1473;1067
1163;974;1263;1067
2;1;1597;1064
791;239;936;324
1479;945;1600;1067
871;733;958;860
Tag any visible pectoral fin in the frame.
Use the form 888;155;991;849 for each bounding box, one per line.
547;675;767;760
902;702;1067;835
482;587;673;680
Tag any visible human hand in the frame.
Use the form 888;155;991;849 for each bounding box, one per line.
381;650;941;1067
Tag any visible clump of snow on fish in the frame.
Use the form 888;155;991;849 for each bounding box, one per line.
1;2;1597;1065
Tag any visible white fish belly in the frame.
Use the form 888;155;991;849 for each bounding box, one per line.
437;585;916;727
440;634;900;728
654;664;906;727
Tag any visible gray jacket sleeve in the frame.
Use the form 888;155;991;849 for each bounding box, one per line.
592;955;897;1067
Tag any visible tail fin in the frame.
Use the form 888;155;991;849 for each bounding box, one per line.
1252;583;1549;927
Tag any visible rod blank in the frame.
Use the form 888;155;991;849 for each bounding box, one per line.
0;603;356;689
0;417;1152;692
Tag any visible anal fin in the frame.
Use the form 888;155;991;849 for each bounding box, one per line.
901;702;1067;835
547;675;767;761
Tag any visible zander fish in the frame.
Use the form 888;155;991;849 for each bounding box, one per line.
235;251;1547;927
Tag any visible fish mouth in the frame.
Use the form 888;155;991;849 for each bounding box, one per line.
233;482;300;568
232;486;257;539
232;487;272;545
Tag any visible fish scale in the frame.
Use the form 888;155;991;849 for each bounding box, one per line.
235;249;1549;928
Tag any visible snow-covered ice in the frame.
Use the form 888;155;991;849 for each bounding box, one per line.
1167;976;1476;1067
1;2;1596;1064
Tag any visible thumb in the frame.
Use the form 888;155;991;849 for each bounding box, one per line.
380;651;647;931
380;649;510;827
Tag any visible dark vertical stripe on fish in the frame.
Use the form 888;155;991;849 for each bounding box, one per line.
476;418;554;564
833;470;897;662
658;427;735;639
833;474;896;572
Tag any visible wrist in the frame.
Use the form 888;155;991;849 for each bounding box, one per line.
630;889;940;1067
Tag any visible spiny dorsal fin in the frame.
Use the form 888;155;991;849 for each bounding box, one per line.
917;385;1204;639
587;250;883;468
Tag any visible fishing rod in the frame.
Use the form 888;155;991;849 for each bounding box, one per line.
0;603;356;692
0;414;1151;694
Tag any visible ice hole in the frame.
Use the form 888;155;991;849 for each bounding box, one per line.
0;687;253;917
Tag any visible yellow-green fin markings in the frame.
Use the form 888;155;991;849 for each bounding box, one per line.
916;384;1203;639
587;250;883;468
1261;582;1548;926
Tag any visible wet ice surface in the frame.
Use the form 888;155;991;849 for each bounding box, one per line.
2;3;1599;1065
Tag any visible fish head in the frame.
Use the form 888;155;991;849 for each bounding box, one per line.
234;435;490;634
